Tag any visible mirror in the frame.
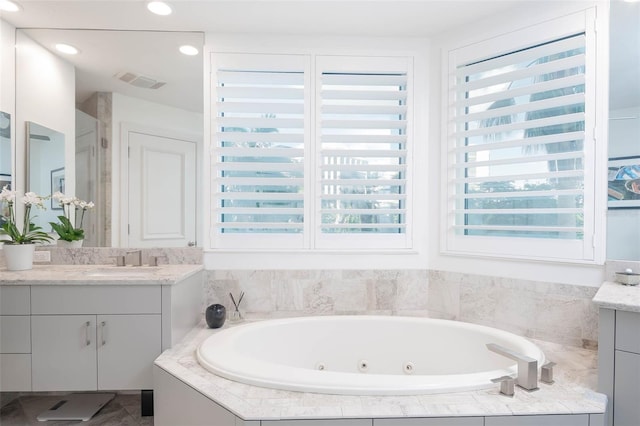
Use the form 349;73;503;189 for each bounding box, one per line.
0;111;10;227
607;0;640;261
16;29;204;247
0;111;10;189
26;121;65;232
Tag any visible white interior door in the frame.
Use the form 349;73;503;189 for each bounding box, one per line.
127;129;197;247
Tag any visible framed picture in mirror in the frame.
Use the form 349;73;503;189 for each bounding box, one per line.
50;167;65;210
608;156;640;209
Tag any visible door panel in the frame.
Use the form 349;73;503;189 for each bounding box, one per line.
31;315;97;391
97;314;161;390
127;129;196;247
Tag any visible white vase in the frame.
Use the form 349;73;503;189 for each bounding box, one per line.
3;244;35;271
57;239;83;248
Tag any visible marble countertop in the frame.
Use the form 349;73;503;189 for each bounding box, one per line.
0;264;203;285
592;280;640;313
155;320;606;421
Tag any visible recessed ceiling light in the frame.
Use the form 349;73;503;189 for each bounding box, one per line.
0;0;21;12
179;45;199;56
147;1;172;16
55;43;79;55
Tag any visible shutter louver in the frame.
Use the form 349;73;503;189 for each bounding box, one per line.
452;34;587;240
318;68;409;238
213;65;305;239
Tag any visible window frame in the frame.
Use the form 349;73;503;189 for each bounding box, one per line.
209;52;414;251
441;8;606;263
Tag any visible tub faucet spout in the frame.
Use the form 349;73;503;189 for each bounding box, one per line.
486;343;538;391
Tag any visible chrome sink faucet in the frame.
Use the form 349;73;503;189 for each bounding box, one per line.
126;250;142;267
486;343;538;391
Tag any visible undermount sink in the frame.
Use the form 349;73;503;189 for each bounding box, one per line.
86;267;158;277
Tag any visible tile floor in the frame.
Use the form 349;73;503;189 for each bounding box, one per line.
0;393;153;426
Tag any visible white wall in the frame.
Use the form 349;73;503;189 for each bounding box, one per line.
427;1;608;286
607;106;640;260
1;19;15;178
110;92;203;246
15;31;75;205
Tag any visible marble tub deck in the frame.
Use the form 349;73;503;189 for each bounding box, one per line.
154;320;606;421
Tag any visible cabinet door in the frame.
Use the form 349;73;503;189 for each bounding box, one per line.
614;350;640;426
97;314;161;390
32;315;97;391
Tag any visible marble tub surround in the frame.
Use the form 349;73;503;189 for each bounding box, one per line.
204;269;598;349
205;269;429;317
0;263;203;285
428;270;600;349
154;320;605;421
593;280;640;313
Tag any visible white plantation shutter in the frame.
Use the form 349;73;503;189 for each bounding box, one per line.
211;54;309;248
210;53;412;250
446;11;599;261
316;56;412;249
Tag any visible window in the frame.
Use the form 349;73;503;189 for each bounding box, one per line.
445;11;600;262
211;54;412;250
211;54;308;248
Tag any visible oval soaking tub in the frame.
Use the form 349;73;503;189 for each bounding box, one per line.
196;315;545;395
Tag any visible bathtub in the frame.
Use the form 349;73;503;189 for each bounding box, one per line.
196;315;545;396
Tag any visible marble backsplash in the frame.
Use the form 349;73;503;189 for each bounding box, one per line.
0;246;203;267
205;269;599;349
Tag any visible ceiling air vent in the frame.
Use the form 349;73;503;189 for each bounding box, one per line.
114;71;166;90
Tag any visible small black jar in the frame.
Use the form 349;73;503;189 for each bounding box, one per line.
205;304;226;329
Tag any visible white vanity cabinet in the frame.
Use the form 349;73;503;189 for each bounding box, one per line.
612;310;640;426
31;285;162;391
0;264;203;398
598;308;640;426
0;286;32;391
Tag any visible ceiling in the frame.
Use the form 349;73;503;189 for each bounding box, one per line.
2;0;639;113
19;28;204;113
3;1;535;36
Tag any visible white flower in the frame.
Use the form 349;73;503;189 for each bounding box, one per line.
62;196;74;205
51;191;65;201
76;201;95;210
0;185;16;203
22;192;45;209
